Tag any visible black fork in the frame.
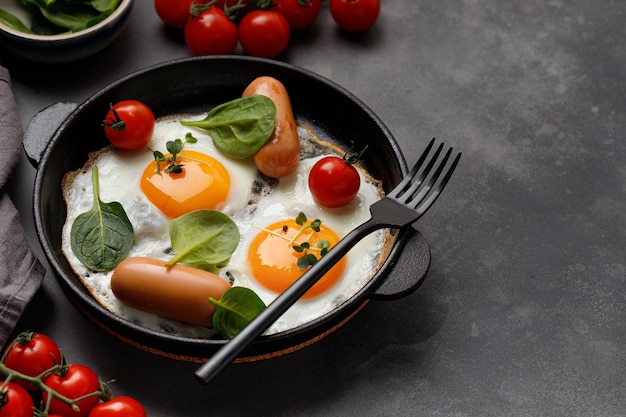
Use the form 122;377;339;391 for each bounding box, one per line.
195;138;462;384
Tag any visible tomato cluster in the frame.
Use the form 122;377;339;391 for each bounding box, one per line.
154;0;380;59
0;332;146;417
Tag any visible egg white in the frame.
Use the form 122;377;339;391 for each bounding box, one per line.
62;117;385;338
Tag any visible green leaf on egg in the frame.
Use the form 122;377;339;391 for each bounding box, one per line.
209;287;267;339
166;209;240;271
70;166;134;272
180;95;276;159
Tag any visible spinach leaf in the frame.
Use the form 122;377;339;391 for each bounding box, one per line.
90;0;122;13
23;0;96;32
70;166;134;272
31;9;65;35
20;0;120;33
210;287;267;339
166;210;240;271
0;9;32;33
181;95;276;159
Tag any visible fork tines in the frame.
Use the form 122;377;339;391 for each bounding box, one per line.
390;138;461;212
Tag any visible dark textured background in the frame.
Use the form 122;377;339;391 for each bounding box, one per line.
4;1;625;415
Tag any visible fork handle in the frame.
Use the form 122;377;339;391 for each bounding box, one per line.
195;217;386;384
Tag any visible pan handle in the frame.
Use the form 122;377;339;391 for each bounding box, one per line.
23;102;78;168
370;228;431;300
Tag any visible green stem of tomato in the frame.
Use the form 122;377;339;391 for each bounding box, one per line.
0;362;105;414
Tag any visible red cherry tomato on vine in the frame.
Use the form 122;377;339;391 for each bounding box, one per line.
273;0;321;30
154;0;194;27
2;332;62;391
184;7;239;56
0;382;34;417
238;10;290;58
43;364;102;417
88;396;147;417
329;0;380;32
308;155;361;208
103;100;155;150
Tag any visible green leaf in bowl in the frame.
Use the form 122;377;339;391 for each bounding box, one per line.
0;9;33;33
21;0;121;33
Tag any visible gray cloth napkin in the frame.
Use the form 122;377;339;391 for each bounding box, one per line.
0;65;45;347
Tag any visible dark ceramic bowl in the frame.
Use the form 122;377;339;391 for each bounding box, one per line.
0;0;133;63
24;56;431;362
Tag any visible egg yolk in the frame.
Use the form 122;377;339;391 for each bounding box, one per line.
248;218;347;298
140;150;230;218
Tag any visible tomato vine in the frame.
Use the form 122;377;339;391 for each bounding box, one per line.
0;331;145;417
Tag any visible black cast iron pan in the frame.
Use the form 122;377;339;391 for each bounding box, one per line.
24;56;431;362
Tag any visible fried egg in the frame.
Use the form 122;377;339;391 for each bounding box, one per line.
223;153;385;334
62;116;386;338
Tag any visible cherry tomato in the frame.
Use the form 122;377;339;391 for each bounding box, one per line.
329;0;380;32
88;396;147;417
238;10;290;58
2;332;62;391
273;0;321;30
154;0;194;27
103;100;155;150
0;382;34;417
43;364;102;417
308;155;361;208
184;7;239;56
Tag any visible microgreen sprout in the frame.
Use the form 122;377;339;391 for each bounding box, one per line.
254;212;332;270
102;104;125;131
151;132;198;174
343;142;369;165
290;212;331;269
